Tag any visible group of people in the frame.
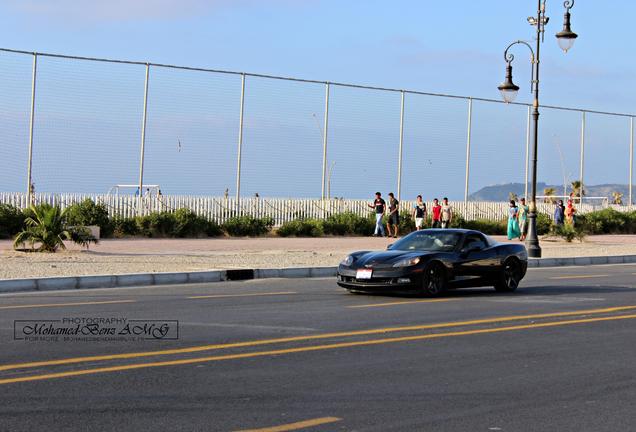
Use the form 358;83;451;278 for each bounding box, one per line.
368;192;453;238
506;198;529;241
554;199;577;226
371;192;579;240
507;198;578;241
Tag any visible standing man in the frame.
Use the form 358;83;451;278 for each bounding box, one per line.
386;192;400;238
431;198;442;228
412;195;427;231
441;197;453;228
368;192;386;237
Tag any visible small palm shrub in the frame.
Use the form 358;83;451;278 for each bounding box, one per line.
550;224;586;243
13;204;97;252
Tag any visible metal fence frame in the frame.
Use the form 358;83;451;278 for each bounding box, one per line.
1;47;634;209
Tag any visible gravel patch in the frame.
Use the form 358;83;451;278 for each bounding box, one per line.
1;235;635;280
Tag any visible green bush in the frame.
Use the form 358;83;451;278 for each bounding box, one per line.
136;212;177;237
277;219;324;237
576;208;636;234
173;208;222;238
110;210;222;238
461;219;507;235
323;212;375;236
449;212;466;229
0;204;25;239
550;223;586;242
397;210;415;235
111;217;139;237
222;215;274;237
536;212;552;235
65;199;113;237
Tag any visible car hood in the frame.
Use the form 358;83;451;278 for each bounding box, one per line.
352;250;433;267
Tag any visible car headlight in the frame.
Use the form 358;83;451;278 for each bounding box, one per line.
341;255;354;266
392;257;421;267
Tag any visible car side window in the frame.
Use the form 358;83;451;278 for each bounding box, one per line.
463;234;486;251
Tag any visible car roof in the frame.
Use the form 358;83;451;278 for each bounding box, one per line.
417;228;475;234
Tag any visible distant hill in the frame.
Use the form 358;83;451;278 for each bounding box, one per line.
468;182;630;202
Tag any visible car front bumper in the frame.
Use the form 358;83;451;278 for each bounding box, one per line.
336;266;423;291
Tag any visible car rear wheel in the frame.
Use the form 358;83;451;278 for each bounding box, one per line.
421;262;447;297
495;258;521;292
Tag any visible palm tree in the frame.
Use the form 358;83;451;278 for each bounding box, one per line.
612;191;623;205
13;204;97;252
508;192;518;202
570;181;585;203
543;188;556;204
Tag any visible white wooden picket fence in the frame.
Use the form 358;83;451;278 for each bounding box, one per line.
1;193;633;226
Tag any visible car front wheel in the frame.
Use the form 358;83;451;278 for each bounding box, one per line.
421;262;447;297
495;258;521;292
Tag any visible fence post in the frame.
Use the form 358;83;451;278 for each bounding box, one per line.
630;117;634;205
463;97;473;203
26;53;38;206
235;73;246;213
320;83;330;201
524;105;531;200
137;63;150;215
579;111;586;204
397;90;405;201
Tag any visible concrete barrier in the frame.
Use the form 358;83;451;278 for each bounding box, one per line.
187;271;223;283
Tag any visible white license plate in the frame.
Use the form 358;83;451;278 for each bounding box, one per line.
356;269;373;279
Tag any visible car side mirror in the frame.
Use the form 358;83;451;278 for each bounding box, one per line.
387;244;393;250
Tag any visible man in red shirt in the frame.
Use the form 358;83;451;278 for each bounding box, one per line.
431;198;442;228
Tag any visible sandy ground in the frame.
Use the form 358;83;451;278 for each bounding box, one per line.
1;235;636;280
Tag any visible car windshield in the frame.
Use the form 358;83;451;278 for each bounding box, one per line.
390;231;462;252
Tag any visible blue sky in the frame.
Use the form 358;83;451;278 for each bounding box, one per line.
0;0;634;199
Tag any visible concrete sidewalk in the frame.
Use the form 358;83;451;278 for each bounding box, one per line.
1;235;636;280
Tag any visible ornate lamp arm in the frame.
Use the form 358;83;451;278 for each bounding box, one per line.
503;40;536;93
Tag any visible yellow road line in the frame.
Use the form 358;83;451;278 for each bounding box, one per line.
0;300;135;310
234;417;342;432
2;305;635;373
2;314;635;385
348;298;455;308
549;274;609;280
188;292;296;299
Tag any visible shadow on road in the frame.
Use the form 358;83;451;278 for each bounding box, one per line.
349;285;635;299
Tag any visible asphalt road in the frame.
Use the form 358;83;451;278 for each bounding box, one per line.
1;264;636;432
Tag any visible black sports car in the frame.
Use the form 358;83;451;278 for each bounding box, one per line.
337;229;528;296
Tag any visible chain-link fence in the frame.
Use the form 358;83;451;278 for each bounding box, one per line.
1;47;634;208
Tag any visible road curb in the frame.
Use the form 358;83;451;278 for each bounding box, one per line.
526;254;636;268
1;255;636;294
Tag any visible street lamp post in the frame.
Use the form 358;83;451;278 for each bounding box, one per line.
327;161;336;199
497;0;577;258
